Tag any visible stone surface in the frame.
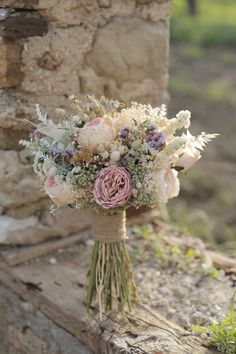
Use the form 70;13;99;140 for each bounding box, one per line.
0;40;23;87
0;0;171;244
0;0;39;9
81;17;169;104
0;91;34;131
0;208;90;245
0;150;43;210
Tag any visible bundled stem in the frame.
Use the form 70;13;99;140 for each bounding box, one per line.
86;240;137;319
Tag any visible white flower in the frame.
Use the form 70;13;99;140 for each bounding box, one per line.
154;136;187;169
100;150;109;160
164;110;191;136
44;177;76;206
110;150;121;163
174;130;217;171
42;158;56;177
154;168;180;204
176;110;191;127
176;148;201;171
77;117;115;150
47;166;58;177
118;145;125;154
113;102;148;130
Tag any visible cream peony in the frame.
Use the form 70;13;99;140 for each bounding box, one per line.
44;177;76;206
155;168;180;204
176;148;201;171
77;117;115;150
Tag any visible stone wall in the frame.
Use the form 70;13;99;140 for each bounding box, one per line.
0;0;172;245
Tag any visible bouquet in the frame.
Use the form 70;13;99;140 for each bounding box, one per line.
20;95;216;318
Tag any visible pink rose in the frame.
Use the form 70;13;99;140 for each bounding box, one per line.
176;148;201;171
93;166;132;209
44;177;76;206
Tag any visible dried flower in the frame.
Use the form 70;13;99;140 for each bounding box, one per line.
21;96;216;212
93;166;132;208
44;177;76;206
76;117;115;150
176;148;201;171
146;127;166;150
110;151;121;163
154;168;180;204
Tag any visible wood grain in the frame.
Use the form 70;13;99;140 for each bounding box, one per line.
0;258;219;354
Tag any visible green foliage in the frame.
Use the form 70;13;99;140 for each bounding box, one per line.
193;291;236;354
132;224;155;240
171;0;236;47
203;266;220;279
168;200;215;245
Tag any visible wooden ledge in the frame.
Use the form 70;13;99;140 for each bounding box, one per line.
0;253;219;354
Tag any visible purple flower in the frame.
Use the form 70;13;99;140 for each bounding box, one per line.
29;128;40;140
121;127;129;138
146;127;166;150
93;166;132;209
121;127;130;145
48;147;74;157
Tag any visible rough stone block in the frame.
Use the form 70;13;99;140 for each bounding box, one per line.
0;209;91;245
0;150;43;210
0;0;38;9
81;17;169;104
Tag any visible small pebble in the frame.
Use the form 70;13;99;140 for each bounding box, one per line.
200;333;208;340
86;239;94;247
49;258;57;265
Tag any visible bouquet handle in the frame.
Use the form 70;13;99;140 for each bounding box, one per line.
86;210;137;319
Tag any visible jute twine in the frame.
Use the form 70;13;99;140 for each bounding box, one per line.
91;210;126;243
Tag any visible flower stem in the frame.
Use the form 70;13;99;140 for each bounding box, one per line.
86;240;137;319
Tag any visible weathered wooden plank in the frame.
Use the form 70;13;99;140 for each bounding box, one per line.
162;232;236;272
0;284;93;354
207;250;236;270
0;230;89;266
0;258;219;354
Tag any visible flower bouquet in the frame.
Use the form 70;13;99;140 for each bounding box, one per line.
21;95;216;318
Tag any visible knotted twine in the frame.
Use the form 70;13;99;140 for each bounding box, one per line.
91;210;126;243
88;210;135;319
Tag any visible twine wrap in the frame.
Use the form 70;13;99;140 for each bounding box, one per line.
91;211;126;243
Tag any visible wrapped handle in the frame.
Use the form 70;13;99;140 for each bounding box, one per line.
91;211;126;243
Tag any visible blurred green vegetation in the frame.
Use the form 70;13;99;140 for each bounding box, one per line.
171;0;236;47
169;1;236;250
170;76;236;104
